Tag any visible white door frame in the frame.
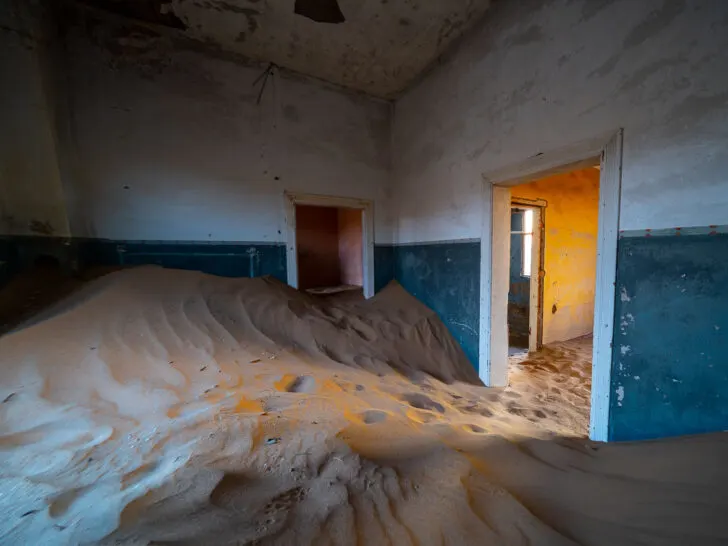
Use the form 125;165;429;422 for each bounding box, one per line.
284;191;375;298
480;130;623;441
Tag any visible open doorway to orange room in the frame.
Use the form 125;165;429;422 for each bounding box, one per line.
507;166;601;359
295;204;364;296
285;192;375;298
499;165;601;437
483;131;622;441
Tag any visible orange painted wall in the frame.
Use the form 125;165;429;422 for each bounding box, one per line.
296;205;363;290
511;167;599;344
296;205;341;289
338;208;363;286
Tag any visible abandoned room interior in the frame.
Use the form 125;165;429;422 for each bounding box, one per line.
1;0;727;544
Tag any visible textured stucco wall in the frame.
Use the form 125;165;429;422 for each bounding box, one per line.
393;0;728;242
611;230;728;440
391;0;728;439
512;168;600;344
56;7;393;245
0;1;70;237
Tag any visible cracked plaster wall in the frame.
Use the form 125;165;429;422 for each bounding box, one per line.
56;6;393;244
392;0;728;242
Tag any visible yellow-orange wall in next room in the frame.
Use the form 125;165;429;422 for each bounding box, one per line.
511;167;600;344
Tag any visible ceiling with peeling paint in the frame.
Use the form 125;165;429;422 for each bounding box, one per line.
77;0;494;99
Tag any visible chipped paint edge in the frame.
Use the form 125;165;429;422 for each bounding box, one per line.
619;225;728;238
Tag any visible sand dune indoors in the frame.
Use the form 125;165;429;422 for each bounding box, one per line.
0;267;726;545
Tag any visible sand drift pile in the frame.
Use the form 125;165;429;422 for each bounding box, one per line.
1;267;727;545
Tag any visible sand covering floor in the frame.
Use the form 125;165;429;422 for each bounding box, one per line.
0;267;727;545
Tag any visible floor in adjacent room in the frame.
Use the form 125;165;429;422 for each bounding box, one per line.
508;335;593;436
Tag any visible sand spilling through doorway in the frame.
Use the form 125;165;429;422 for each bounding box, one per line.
0;267;726;545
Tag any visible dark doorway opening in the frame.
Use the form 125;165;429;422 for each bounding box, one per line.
295;204;363;295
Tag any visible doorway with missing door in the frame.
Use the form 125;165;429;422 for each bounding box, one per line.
504;167;601;437
295;204;363;296
285;192;375;299
481;130;623;440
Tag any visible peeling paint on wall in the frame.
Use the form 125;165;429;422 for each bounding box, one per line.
393;0;728;242
58;9;393;244
610;230;728;441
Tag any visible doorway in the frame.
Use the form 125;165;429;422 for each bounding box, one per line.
295;204;363;294
284;192;375;298
506;168;601;437
481;130;623;441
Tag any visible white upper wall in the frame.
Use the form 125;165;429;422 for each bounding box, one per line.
60;11;392;243
0;1;70;237
393;0;728;243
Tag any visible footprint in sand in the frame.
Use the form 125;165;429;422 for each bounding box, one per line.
359;409;388;424
463;424;486;434
210;473;248;510
274;374;316;394
401;392;445;414
484;392;501;402
506;402;529;417
285;375;316;394
263;486;306;518
406;408;445;424
347;317;378;342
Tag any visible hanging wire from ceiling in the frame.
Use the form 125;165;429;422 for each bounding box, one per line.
253;62;277;105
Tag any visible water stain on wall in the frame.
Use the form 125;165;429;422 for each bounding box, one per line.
623;0;685;49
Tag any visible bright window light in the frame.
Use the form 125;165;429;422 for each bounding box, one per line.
522;210;534;277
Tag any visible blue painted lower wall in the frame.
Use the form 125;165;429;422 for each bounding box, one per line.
393;240;481;368
1;236;476;369
84;240;288;281
374;244;395;293
0;236;78;285
610;229;728;441
0;237;289;285
1;237;399;295
10;229;726;442
0;238;13;287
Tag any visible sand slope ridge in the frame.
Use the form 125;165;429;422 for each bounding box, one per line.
0;267;726;545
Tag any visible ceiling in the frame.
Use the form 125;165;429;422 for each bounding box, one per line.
78;0;494;99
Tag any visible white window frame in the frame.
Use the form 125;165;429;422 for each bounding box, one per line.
511;202;544;353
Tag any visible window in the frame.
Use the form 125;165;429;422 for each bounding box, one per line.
522;209;534;277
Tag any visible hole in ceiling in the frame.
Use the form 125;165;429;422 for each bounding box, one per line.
79;0;187;31
294;0;346;24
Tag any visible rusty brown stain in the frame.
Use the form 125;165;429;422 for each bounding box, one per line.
29;220;55;236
